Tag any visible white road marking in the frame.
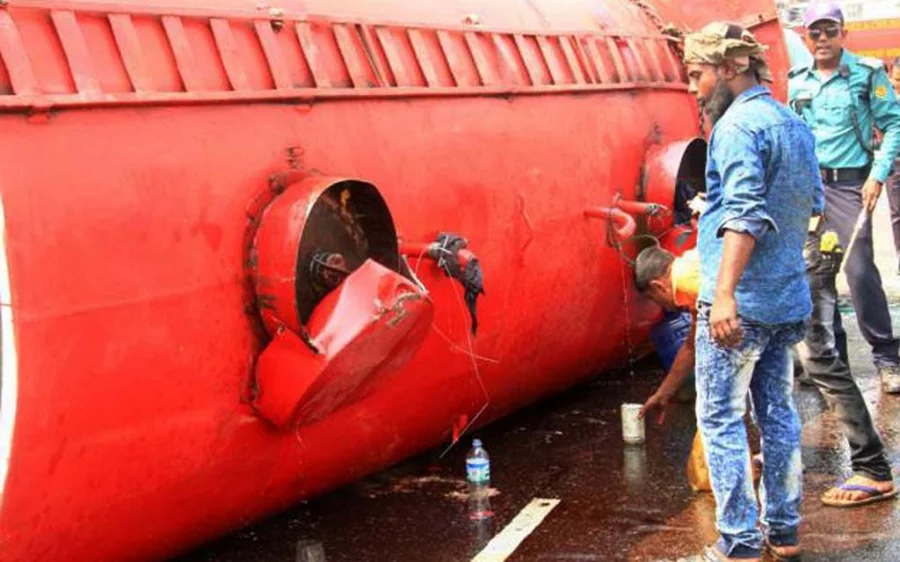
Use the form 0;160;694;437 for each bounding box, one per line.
0;197;18;511
471;498;560;562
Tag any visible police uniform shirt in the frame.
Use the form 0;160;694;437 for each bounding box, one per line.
788;49;900;184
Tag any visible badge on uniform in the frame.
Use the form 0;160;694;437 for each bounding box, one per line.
875;84;888;99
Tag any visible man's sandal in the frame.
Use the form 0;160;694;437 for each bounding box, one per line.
821;482;898;508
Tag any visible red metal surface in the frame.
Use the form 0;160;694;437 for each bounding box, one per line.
649;1;789;101
254;260;433;428
252;327;326;429
788;20;900;66
846;19;900;64
659;222;699;258
0;0;790;560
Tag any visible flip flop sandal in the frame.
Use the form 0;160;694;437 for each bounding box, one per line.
762;538;801;562
821;483;899;508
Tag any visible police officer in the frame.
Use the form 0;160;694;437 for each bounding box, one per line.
888;56;900;274
789;1;900;394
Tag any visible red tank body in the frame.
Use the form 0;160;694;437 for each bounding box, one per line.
0;1;788;560
846;18;900;64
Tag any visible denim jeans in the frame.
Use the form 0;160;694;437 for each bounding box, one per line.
696;303;807;558
795;230;892;482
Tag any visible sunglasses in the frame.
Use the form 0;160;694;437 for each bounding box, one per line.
807;26;841;41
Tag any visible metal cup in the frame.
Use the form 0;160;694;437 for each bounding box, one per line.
621;403;645;445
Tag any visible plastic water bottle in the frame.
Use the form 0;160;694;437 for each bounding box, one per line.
466;438;493;520
466;438;491;486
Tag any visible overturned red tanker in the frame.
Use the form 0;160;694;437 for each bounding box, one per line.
846;18;900;64
0;0;791;560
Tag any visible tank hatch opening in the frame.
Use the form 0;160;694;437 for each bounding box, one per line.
296;180;401;325
641;137;708;232
249;177;433;429
672;138;708;225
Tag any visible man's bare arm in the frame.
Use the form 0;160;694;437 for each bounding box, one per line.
641;312;697;424
711;231;756;348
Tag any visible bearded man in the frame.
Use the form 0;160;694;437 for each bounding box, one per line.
682;23;824;562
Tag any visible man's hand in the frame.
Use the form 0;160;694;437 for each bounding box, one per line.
712;230;754;348
640;390;674;425
862;179;883;214
710;292;742;348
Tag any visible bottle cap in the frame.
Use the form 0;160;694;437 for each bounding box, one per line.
473;438;482;447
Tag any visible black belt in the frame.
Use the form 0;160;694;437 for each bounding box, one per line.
820;167;870;183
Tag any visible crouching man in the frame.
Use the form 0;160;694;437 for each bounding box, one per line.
636;247;761;493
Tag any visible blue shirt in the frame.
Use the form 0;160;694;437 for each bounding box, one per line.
698;85;824;324
788;49;900;184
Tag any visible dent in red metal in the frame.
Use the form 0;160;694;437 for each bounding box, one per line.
253;259;433;428
252;327;325;428
250;175;431;427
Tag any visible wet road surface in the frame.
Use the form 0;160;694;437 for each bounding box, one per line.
180;199;900;562
178;309;900;562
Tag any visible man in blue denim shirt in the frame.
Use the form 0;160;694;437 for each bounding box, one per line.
683;23;823;562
